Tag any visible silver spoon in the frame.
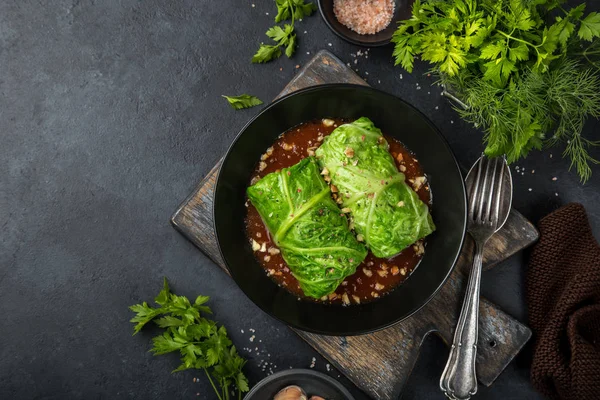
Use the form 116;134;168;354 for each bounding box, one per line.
439;155;513;400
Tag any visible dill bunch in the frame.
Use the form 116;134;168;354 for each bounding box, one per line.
393;0;600;182
443;60;600;181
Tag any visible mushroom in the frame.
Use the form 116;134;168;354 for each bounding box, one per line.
273;385;307;400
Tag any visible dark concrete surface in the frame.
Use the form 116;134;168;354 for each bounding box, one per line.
1;1;599;399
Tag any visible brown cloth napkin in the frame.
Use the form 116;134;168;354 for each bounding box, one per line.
527;203;600;400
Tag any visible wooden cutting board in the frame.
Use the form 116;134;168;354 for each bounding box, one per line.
171;50;537;400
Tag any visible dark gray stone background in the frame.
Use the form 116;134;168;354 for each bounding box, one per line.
2;0;599;399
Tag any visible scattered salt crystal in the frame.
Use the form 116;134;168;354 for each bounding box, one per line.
326;364;331;371
250;335;255;342
241;329;244;333
304;31;307;34
450;120;454;124
251;3;255;7
528;188;532;191
328;43;332;46
555;192;559;196
435;106;439;110
400;74;403;79
552;177;557;181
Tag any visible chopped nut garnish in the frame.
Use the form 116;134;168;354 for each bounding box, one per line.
259;161;267;171
349;221;355;230
413;241;425;256
342;292;350;305
268;247;280;255
317;135;324;142
363;268;373;277
356;234;364;242
321;295;328;301
413;176;427;191
307;146;317;156
260;242;267;252
341;281;348;286
344;147;355;158
352;295;361;304
266;146;274;155
377;136;385;144
397;201;405;207
251;239;261;252
396;153;404;162
381;263;388;270
371;291;380;298
264;255;271;262
400;267;407;276
330;184;338;193
256;232;262;238
377;270;388;277
375;283;385;291
367;261;374;267
399;165;407;172
267;269;275;276
341;207;351;213
281;142;293;151
324;175;331;183
321;167;329;176
328;293;338;300
250;176;259;185
322;118;335;127
260;153;269;161
391;266;400;276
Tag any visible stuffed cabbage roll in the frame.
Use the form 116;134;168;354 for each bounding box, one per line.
315;117;435;258
247;157;367;299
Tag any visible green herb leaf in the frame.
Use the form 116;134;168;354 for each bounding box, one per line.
579;12;600;41
222;94;264;110
257;0;315;62
130;279;249;399
285;34;297;58
252;44;282;63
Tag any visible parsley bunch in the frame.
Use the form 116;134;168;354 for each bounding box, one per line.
130;279;249;400
393;0;600;182
252;0;317;63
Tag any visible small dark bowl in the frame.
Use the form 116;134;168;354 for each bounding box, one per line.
214;84;466;335
244;369;355;400
318;0;414;47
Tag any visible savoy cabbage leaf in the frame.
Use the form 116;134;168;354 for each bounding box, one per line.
247;157;367;298
315;118;435;258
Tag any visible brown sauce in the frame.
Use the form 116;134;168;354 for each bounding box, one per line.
245;118;432;305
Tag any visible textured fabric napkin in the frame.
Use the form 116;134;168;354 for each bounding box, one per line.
527;203;600;400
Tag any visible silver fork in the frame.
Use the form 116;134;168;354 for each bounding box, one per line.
439;156;513;400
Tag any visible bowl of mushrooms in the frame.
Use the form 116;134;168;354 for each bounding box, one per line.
244;369;355;400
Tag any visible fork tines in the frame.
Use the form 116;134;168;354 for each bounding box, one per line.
468;156;505;226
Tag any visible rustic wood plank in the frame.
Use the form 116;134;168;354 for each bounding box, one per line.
171;50;537;400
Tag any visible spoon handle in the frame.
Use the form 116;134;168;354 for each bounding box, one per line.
439;239;484;400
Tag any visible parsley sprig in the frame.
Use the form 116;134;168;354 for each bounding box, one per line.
393;0;600;182
222;94;263;110
252;0;317;63
130;279;249;400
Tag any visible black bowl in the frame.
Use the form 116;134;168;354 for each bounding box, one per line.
214;84;466;335
318;0;414;47
244;369;355;400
